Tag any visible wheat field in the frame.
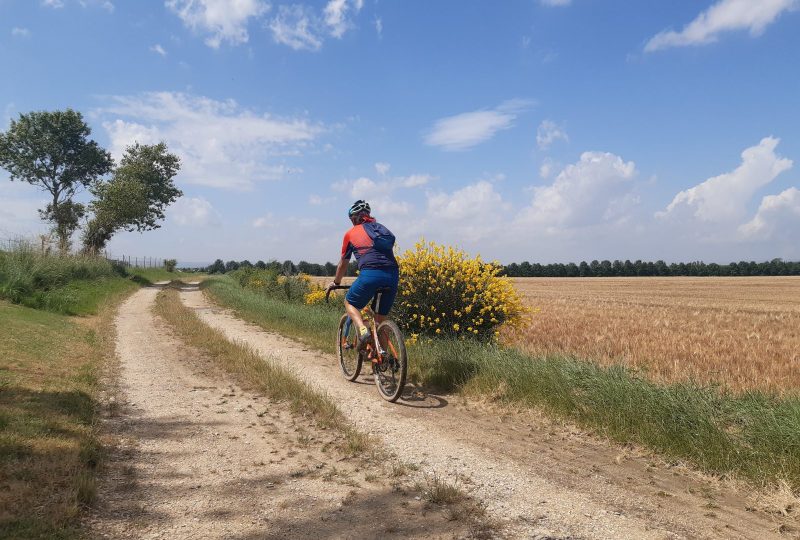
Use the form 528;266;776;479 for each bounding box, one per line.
507;277;800;393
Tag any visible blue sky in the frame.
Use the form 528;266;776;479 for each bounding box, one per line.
2;0;799;265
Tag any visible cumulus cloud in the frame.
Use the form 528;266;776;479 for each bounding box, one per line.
428;180;508;227
645;0;798;52
332;170;433;218
166;0;269;48
536;119;568;150
424;99;534;151
738;187;800;240
540;0;571;6
97;91;322;190
657;137;792;223
519;151;638;229
11;27;31;37
374;162;390;176
42;0;64;7
171;197;221;226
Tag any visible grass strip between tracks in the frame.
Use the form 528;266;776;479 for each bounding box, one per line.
204;274;800;490
153;288;371;455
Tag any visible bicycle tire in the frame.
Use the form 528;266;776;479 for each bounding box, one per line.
373;320;407;402
337;313;362;381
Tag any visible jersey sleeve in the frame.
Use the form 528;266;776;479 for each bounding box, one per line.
341;230;353;260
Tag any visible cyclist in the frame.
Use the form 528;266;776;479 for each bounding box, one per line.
326;200;399;350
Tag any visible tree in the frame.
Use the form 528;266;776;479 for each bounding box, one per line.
84;142;182;252
0;109;113;251
208;259;225;274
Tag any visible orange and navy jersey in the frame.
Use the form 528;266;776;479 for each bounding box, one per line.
341;217;398;270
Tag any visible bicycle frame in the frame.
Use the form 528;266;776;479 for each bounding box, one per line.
326;285;397;363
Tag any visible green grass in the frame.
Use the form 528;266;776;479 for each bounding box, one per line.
0;300;112;539
206;275;800;489
0;246;185;315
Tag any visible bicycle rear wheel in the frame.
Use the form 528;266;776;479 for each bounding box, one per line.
373;320;407;402
337;313;362;381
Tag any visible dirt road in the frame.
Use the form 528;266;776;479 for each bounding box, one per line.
180;288;793;540
87;287;479;539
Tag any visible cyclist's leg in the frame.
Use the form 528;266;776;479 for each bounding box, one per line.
372;270;399;351
345;273;378;344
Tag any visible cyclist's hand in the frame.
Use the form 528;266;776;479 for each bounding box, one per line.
326;281;337;292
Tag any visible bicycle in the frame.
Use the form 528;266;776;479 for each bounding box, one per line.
326;285;408;402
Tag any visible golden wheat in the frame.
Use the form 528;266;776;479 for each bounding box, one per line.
507;277;800;393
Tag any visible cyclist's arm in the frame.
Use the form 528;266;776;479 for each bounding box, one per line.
333;257;348;286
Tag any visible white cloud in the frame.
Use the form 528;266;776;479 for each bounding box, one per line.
399;174;432;188
324;0;362;38
268;0;364;51
42;0;114;10
738;187;800;240
150;44;167;56
645;0;798;52
658;137;792;223
374;16;382;37
166;0;269;48
268;4;323;51
172;197;221;226
11;27;31;37
332;170;433;218
539;158;556;179
536;119;568;150
97;91;322;190
424;99;534;151
540;0;571;6
374;162;390;176
519;151;638;229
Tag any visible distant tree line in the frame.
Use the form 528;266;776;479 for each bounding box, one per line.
206;258;357;276
503;259;800;277
206;257;800;277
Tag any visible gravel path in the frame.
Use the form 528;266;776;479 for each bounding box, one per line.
87;287;477;539
182;289;790;539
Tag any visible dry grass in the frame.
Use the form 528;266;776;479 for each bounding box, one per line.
507;277;800;393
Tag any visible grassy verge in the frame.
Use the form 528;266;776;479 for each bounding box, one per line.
153;287;369;454
0;296;119;538
205;275;800;489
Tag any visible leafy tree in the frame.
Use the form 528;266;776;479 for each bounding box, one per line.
0;109;113;250
164;259;177;272
208;259;225;274
255;260;267;269
84;142;182;251
225;260;240;272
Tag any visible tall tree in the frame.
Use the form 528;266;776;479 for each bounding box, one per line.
83;142;182;252
0;109;113;250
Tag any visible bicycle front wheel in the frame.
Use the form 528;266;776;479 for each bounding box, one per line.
373;320;407;402
337;314;362;381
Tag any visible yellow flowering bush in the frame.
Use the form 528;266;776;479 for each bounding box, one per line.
395;240;525;341
304;285;327;305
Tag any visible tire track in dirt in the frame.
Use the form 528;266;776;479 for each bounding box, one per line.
87;287;481;539
182;290;790;539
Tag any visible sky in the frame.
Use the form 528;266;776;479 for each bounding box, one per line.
1;0;799;265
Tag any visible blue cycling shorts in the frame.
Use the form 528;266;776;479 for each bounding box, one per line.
345;267;399;316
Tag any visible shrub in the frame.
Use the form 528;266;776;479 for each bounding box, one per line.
164;258;177;272
0;242;119;305
230;267;314;303
394;241;525;341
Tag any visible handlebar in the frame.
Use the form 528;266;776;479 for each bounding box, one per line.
325;284;350;303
